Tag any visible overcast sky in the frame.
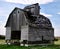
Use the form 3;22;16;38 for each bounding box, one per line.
0;0;60;36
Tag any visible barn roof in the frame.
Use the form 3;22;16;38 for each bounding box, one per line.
5;3;53;29
5;7;27;27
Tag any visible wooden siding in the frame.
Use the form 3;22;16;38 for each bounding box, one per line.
28;26;54;41
5;27;11;40
21;25;28;40
11;9;28;31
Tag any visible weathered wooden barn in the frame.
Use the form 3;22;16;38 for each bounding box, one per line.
5;3;54;45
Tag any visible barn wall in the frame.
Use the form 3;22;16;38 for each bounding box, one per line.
11;9;22;31
5;27;11;40
21;25;28;40
43;29;54;40
11;9;28;31
28;26;54;41
28;27;42;41
17;9;28;26
11;10;17;31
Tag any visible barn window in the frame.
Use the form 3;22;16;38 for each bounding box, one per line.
18;11;20;13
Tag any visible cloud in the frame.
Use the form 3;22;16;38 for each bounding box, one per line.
57;12;60;15
0;8;9;17
54;26;60;37
0;8;6;35
40;12;52;17
0;26;5;35
0;21;6;35
5;0;54;4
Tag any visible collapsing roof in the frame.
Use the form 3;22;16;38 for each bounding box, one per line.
5;3;53;29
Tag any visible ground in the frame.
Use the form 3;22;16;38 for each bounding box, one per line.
54;39;60;45
0;39;60;49
0;40;5;44
0;45;60;49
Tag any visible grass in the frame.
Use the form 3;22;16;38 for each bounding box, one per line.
54;40;60;45
29;45;60;49
0;45;28;49
0;39;60;49
0;39;60;45
0;45;60;49
0;39;5;44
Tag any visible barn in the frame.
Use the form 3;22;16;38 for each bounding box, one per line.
5;3;54;45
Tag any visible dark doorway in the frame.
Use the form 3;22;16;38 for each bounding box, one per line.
11;31;21;40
